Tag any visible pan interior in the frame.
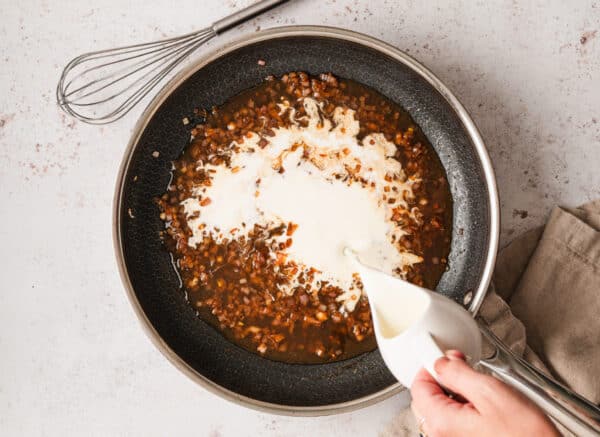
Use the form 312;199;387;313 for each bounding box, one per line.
118;34;490;408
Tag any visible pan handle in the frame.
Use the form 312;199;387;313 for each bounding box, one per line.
477;322;600;436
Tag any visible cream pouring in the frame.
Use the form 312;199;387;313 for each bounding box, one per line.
180;97;423;312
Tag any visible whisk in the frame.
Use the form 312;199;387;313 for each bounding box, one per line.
56;0;291;124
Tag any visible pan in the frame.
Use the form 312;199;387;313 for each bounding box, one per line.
113;26;600;430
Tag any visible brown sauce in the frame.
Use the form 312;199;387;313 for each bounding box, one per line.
157;72;452;363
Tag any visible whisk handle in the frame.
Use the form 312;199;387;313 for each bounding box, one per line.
212;0;291;34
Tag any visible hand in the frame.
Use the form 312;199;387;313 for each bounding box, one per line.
410;350;561;437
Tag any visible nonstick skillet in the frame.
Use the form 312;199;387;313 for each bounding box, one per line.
114;26;499;413
114;27;600;434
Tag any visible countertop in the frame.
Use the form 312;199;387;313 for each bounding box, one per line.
1;1;599;435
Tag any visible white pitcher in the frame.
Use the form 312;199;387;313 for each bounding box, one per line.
347;250;481;386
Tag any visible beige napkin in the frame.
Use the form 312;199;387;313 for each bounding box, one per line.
381;200;600;436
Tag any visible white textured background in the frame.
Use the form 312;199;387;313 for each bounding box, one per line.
1;1;599;436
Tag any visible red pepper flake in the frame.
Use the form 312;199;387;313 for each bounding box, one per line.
200;197;211;206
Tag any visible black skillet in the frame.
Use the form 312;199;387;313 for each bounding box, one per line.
114;26;499;413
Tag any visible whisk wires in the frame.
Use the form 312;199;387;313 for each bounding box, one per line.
56;28;216;124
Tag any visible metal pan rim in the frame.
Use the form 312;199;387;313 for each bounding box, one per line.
113;25;500;416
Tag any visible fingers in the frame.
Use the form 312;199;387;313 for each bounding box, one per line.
433;354;499;407
411;367;478;435
445;349;465;360
411;368;451;413
410;351;468;413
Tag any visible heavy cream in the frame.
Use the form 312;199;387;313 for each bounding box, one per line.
180;98;422;312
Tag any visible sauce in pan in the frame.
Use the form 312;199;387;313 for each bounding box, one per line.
157;72;452;363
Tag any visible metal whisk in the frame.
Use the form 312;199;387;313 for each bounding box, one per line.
56;0;290;124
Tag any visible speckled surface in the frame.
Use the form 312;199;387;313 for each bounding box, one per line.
1;1;599;436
